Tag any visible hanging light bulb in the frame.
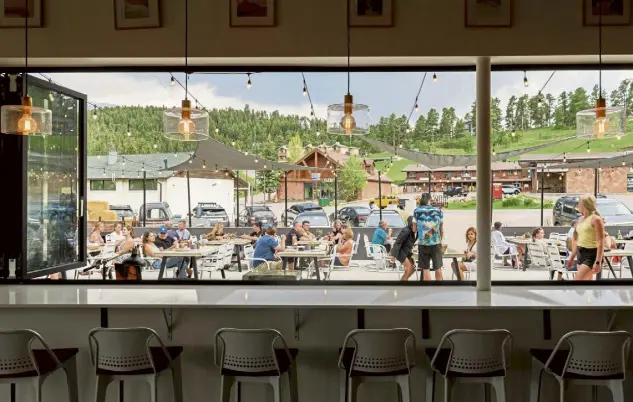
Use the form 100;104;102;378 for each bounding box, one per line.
170;76;176;86
122;161;126;166
563;153;567;163
587;142;591;153
127;124;131;136
316;130;320;136
414;103;419;112
406;128;411;134
97;155;101;160
121;171;125;178
202;160;206;169
137;171;140;178
231;141;236;146
215;128;219;134
492;147;497;156
547;172;550;177
622;158;626;166
93;108;98;120
263;164;267;169
215;165;218;173
433;73;438;83
102;169;106;177
255;157;259;163
339;94;357;135
511;129;516;137
244;151;249;156
48;91;54;102
523;71;529;87
142;163;145;172
303;86;307;96
593;97;609;138
311;109;315;117
225;170;229;177
247;73;252;89
153;144;158;149
537;96;543;107
189;158;193;164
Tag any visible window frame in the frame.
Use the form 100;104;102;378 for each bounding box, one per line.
90;180;117;191
129;179;158;191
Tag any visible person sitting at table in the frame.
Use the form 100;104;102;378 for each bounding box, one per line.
333;227;354;267
88;222;105;248
207;223;226;241
283;222;304;271
242;222;263;244
109;222;125;245
455;226;477;281
532;227;559;280
142;232;167;270
253;226;286;270
391;216;417;281
114;226;136;264
165;223;179;239
301;221;315;240
491;221;519;268
176;220;191;241
154;226;190;278
330;220;344;245
372;220;392;253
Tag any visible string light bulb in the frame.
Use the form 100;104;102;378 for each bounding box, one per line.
414;103;419;112
48;91;54;102
127;124;131;137
225;170;229;177
433;73;438;83
511;129;516;137
316;130;320;136
246;73;252;89
563;153;567;163
622;158;626;166
232;141;236;146
255;157;259;163
93;108;98;120
587;142;591;153
492;147;496;156
153;144;158;149
170;76;176;86
189;159;193;164
263;164;267;169
303;86;307;96
523;71;529;87
202;160;206;169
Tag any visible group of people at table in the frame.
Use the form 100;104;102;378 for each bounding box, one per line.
85;194;616;281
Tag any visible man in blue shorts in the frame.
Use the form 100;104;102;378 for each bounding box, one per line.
413;193;444;281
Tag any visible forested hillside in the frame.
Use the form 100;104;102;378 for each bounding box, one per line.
88;79;633;158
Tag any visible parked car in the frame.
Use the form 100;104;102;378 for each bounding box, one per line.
292;211;330;227
109;204;135;221
239;205;278;227
329;206;371;226
369;195;400;209
189;202;230;228
502;185;521;196
443;186;467;197
361;210;406;229
281;202;323;224
553;195;633;227
139;202;173;227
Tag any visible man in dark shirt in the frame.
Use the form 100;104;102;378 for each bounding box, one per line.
154;226;189;278
241;222;263;244
284;222;303;270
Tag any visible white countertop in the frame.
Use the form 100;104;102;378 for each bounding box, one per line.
0;285;632;309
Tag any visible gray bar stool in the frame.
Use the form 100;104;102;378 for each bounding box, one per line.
529;330;631;402
88;327;184;402
0;329;79;402
425;329;512;402
214;328;299;402
338;328;416;402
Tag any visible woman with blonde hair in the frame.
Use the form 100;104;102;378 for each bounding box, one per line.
568;195;604;280
456;227;477;280
206;223;226;240
114;225;136;264
334;227;354;267
331;220;344;245
89;222;105;246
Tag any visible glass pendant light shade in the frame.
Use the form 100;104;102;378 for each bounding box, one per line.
1;96;52;136
576;99;625;139
163;99;209;141
326;94;370;135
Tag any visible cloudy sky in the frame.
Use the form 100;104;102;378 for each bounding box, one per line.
46;70;633;122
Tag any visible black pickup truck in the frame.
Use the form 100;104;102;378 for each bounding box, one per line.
443;186;468;197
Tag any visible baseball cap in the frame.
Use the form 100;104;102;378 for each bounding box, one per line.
159;226;168;234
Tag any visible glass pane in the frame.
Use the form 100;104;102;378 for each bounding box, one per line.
26;84;80;273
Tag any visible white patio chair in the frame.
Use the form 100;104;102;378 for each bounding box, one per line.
365;244;405;278
201;244;231;279
546;244;571;280
215;328;298;402
0;329;79;402
526;242;551;274
338;329;416;402
319;244;354;280
491;234;518;268
529;330;631;402
79;244;117;279
352;234;360;255
243;244;254;271
426;329;513;402
88;327;184;402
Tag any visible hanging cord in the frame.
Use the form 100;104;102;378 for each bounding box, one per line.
346;0;350;94
598;1;603;96
184;0;188;100
23;0;27;97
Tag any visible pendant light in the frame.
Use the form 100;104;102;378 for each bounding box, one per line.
1;0;51;136
163;0;209;141
594;4;608;138
326;0;370;136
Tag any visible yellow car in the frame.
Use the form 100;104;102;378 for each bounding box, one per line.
369;195;400;209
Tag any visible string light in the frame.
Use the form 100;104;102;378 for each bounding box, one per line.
303;86;307;96
225;170;229;177
263;164;267;169
492;147;497;156
254;157;259;163
48;91;54;102
202;160;206;169
153;144;158;149
244;151;249;156
102;169;106;177
433;73;438;83
215;165;218;172
623;158;626;166
141;163;145;172
170;76;176;86
189;159;193;164
316;130;320;136
523;71;529;87
247;73;252;89
174;153;178;157
231;141;236;146
122;161;126;166
563;153;567;163
310;108;315;117
127;124;131;136
93;108;98;120
587;142;591;153
137;171;140;178
511;129;516;137
414;103;419;112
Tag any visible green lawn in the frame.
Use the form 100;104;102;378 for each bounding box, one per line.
446;196;554;210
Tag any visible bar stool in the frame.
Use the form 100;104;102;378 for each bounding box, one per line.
88;327;184;402
529;330;631;402
214;328;298;402
0;329;79;402
338;328;416;402
425;329;512;402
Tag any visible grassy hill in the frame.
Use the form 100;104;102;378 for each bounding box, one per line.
370;125;633;182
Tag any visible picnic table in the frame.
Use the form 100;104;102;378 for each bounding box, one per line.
276;249;329;281
155;246;218;280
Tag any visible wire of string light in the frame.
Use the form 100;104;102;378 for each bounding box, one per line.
535;71;556;106
38;73;99;109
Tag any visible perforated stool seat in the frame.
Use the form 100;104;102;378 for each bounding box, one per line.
215;328;299;402
0;330;79;402
529;331;631;402
338;329;416;402
89;327;184;402
426;329;512;402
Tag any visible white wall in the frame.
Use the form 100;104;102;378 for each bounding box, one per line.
87;179;163;211
164;177;235;220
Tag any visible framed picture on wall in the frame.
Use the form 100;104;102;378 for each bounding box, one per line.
114;0;161;30
583;0;631;26
464;0;512;27
0;0;42;28
348;0;393;27
230;0;276;27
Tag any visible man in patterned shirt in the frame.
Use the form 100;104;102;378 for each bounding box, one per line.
413;193;444;281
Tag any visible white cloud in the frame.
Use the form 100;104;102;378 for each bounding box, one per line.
48;73;328;118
